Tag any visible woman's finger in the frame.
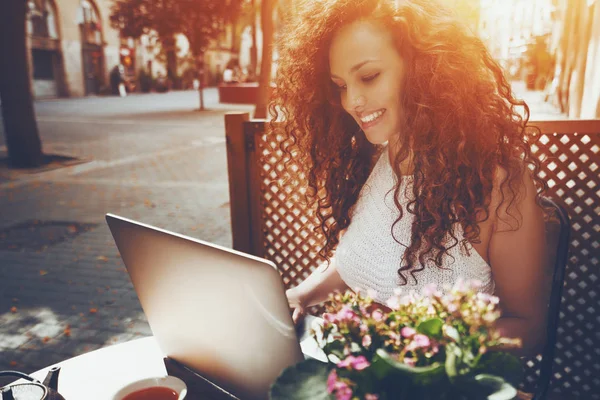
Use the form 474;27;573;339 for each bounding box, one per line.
292;307;305;325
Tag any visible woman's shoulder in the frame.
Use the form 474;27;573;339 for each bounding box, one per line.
488;164;541;232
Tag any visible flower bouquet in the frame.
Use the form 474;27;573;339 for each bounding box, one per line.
270;280;524;400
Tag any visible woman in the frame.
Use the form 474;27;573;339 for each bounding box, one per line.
271;0;548;356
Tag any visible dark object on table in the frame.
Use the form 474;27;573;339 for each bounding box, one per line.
0;367;65;400
163;357;239;400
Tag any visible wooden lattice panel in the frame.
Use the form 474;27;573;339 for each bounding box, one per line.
254;128;326;290
524;130;600;399
245;120;599;398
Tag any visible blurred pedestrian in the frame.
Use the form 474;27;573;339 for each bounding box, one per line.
110;64;127;96
223;59;242;83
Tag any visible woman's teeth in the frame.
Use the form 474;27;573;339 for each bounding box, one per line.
360;109;385;124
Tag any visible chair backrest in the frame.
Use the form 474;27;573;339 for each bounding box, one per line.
225;114;600;399
519;197;570;399
225;113;326;290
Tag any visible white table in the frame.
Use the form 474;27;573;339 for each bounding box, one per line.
22;316;327;399
28;337;166;399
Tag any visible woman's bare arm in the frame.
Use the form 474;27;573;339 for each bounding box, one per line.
489;168;547;357
287;258;349;308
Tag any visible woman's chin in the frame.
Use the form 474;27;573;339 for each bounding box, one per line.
364;130;394;145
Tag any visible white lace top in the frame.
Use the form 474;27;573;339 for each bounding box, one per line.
335;148;495;304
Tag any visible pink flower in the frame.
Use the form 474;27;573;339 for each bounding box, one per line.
371;309;384;321
335;384;353;400
367;289;378;300
337;355;370;371
387;331;401;346
362;334;372;347
406;334;431;351
327;370;354;400
401;326;416;338
323;313;337;324
365;394;379;400
336;305;359;323
359;323;369;334
337;356;352;369
327;369;338;394
413;334;431;347
386;296;401;310
476;292;492;302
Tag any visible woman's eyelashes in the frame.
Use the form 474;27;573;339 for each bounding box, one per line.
331;72;380;91
362;72;380;83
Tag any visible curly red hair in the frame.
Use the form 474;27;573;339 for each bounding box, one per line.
269;0;545;285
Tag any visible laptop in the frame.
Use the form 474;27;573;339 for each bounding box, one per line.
105;214;326;400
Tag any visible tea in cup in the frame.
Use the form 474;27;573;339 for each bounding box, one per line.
112;376;187;400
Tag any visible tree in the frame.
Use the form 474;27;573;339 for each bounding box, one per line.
254;0;274;118
110;0;243;110
567;0;595;117
0;0;44;168
111;0;180;87
179;0;239;109
547;0;598;118
250;0;258;80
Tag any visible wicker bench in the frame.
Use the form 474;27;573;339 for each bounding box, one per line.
224;113;600;400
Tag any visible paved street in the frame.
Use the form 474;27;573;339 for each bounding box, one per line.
0;84;562;383
0;88;253;382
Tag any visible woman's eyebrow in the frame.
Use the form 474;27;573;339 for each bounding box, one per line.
330;59;380;79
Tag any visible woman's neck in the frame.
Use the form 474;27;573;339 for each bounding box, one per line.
387;136;415;176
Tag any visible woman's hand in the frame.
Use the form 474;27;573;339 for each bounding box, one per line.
286;288;307;326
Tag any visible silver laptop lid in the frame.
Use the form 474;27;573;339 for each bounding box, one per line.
105;214;304;400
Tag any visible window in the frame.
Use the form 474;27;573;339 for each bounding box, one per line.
79;0;103;45
27;0;58;39
32;49;55;80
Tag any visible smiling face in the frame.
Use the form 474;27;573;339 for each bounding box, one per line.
329;20;406;145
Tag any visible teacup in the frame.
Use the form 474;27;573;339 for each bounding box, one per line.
112;376;187;400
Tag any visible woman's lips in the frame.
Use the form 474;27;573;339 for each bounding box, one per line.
360;109;386;129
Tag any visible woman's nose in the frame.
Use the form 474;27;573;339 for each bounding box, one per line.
351;92;366;111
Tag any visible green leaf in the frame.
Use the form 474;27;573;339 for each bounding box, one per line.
417;318;444;337
445;343;461;380
474;374;518;400
323;339;345;360
371;349;445;385
474;374;505;391
487;383;518;400
444;325;461;343
473;352;524;387
269;359;333;400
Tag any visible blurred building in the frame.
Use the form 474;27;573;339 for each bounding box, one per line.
27;0;245;96
478;0;555;65
26;0;122;98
